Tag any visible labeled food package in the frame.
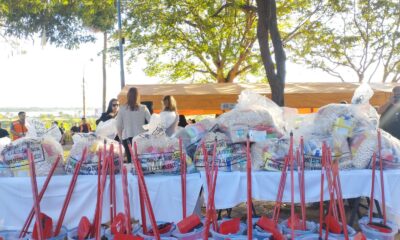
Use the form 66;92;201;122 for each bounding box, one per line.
65;133;122;175
193;132;247;172
0;137;64;177
251;138;289;171
131;133;194;175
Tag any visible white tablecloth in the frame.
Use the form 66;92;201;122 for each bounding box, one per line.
130;173;203;224
200;170;400;217
0;173;202;230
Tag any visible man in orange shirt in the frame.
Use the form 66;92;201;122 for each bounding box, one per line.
10;112;27;140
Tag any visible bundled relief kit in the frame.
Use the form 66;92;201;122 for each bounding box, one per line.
217;90;285;143
251;138;289;171
131;132;194;175
193;132;247;171
0;137;64;177
64;133;122;175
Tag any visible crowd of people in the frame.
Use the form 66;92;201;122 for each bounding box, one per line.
1;86;399;148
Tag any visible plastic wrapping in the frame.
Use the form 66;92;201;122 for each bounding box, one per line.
351;83;374;105
217;90;285;143
95;118;117;139
0;137;64;177
64;133;122;175
131;133;194;175
25;118;47;138
251;138;289;171
193;132;247;172
372;130;400;169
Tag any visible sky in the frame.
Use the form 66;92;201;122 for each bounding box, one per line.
0;33;342;110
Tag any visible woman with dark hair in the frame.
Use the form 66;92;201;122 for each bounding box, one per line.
116;87;151;162
96;98;119;125
160;95;179;137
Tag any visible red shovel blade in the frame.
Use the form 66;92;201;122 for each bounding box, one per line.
324;214;342;234
353;232;367;240
77;216;91;240
177;214;202;233
367;222;392;233
111;213;127;235
33;213;53;239
219;218;240;235
114;233;144;240
256;216;277;233
287;213;306;231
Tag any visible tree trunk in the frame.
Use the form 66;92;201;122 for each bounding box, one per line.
102;32;107;112
256;0;286;106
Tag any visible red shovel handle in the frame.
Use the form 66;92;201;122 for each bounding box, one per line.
28;150;44;240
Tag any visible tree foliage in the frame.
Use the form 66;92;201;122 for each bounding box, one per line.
288;0;400;83
0;0;116;49
122;0;260;83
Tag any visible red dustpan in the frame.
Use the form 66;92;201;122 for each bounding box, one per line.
218;218;240;235
256;217;284;240
111;213;128;235
32;213;53;239
77;216;91;240
177;214;202;234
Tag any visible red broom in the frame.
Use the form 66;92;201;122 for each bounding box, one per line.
131;142;161;240
54;147;88;236
95;151;111;240
367;130;392;233
179;138;187;219
122;165;133;235
19;155;61;238
28;150;44;240
246;136;252;240
109;144;117;223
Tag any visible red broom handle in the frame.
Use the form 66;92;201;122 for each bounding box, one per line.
202;143;211;193
332;161;349;239
377;130;387;225
203;142;212;240
246;137;252;240
95;154;110;240
290;146;295;240
179;138;187;218
132;142;160;240
319;143;326;238
205;144;219;238
132;143;147;234
91;149;102;238
369;153;376;223
20;155;61;238
28;151;44;240
55;147;87;236
109;144;116;223
122;166;132;235
273;156;289;223
300;138;306;230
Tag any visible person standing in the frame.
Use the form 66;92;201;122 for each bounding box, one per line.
96;98;119;125
10;112;27;140
116;87;151;163
160;95;179;137
378;86;400;139
0;122;9;139
79;117;92;133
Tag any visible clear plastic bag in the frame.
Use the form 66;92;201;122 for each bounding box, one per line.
193;132;247;172
65;133;122;175
96;118;117;139
351;83;374;104
1;137;64;177
131;134;194;175
251;138;289;171
217;90;285;143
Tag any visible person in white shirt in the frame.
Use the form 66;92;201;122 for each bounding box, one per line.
116;87;151;162
160;95;179;137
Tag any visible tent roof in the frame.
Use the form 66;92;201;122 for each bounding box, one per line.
118;82;396;115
